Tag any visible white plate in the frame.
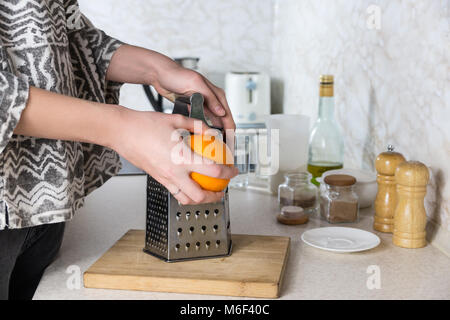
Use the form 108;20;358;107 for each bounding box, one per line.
301;227;380;253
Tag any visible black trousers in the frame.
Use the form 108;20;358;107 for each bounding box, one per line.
0;222;65;300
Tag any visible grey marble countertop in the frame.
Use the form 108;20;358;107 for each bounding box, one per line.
34;176;450;300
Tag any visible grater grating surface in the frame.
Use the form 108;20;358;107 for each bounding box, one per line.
145;176;232;262
145;176;169;257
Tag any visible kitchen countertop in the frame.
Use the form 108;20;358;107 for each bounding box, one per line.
34;176;450;300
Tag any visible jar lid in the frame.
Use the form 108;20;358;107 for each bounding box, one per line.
324;174;356;186
278;206;308;225
281;206;304;218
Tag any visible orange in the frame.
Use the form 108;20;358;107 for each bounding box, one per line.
189;134;234;192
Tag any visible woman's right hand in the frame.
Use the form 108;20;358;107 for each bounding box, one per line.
111;108;238;205
13;87;236;205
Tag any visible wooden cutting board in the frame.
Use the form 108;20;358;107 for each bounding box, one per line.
84;230;290;298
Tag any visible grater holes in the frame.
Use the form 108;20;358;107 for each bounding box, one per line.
146;175;230;260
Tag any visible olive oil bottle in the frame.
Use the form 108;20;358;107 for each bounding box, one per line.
307;75;344;185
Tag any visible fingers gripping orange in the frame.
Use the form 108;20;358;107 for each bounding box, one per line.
189;134;234;192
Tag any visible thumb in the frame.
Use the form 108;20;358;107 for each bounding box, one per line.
179;116;211;135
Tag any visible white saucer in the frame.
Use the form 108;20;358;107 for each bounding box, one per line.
301;227;380;253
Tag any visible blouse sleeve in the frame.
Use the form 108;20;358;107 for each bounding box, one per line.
0;70;30;154
66;1;125;104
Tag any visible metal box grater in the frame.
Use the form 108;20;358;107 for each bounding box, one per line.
144;93;232;262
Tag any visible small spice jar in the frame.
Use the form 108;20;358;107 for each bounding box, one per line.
320;174;359;223
278;172;318;215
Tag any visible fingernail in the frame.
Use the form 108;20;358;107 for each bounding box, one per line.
215;106;225;116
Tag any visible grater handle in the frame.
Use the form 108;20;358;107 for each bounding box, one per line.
172;93;222;131
172;95;190;117
189;93;209;125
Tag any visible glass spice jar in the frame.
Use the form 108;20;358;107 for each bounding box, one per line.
278;172;319;215
320;174;359;223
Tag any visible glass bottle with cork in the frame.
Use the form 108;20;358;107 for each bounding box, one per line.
307;75;344;185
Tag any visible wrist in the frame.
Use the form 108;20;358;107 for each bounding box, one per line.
141;50;161;86
143;50;181;87
94;104;127;150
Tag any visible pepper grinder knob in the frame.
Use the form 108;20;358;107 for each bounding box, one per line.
393;161;429;248
374;145;406;233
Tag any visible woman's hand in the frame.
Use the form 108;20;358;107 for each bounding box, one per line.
112;108;238;205
106;45;236;131
152;64;236;132
104;45;239;204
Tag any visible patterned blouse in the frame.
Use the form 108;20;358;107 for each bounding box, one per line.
0;0;124;229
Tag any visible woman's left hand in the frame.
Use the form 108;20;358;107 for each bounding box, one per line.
107;45;236;131
152;64;235;132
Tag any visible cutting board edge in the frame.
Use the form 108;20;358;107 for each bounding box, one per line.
83;272;281;299
277;236;291;294
83;230;290;299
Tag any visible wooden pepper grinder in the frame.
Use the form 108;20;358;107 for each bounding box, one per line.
374;145;406;233
393;161;429;248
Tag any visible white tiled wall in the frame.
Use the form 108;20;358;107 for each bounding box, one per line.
78;0;274;111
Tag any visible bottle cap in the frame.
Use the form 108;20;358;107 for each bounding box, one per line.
320;75;334;84
319;75;334;97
